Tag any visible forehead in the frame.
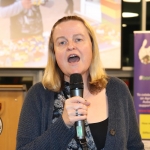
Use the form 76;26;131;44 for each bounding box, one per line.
53;20;89;36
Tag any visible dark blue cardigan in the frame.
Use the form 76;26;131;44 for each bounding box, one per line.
16;77;144;150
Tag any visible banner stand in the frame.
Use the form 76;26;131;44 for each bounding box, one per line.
134;31;150;149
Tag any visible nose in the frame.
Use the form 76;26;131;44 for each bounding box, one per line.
67;41;76;50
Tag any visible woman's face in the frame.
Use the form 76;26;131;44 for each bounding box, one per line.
53;20;92;82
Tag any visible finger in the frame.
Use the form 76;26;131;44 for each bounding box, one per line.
84;99;90;106
76;109;88;116
69;96;90;106
74;103;88;110
71;115;87;122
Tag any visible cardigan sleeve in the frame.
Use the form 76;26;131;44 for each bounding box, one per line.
16;83;75;150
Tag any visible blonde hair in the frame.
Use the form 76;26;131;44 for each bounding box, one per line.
42;16;108;94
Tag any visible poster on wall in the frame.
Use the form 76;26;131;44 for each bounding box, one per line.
134;31;150;149
0;0;121;69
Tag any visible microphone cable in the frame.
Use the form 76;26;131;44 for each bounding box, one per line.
79;139;88;150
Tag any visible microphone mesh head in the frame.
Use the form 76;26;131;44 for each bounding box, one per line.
70;73;83;90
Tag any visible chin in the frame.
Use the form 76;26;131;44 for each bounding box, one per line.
70;69;82;74
69;72;81;76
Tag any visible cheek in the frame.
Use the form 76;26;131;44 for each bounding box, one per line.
55;51;65;69
88;53;93;65
84;47;92;62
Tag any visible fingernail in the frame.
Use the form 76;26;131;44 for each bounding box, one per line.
85;100;90;105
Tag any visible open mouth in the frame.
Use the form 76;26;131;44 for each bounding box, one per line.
68;54;80;63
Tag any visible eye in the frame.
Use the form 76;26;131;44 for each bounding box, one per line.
59;41;66;45
75;38;82;42
57;40;68;46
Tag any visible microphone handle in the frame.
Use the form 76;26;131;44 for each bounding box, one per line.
70;88;85;140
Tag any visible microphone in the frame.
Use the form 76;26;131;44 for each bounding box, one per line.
70;73;85;140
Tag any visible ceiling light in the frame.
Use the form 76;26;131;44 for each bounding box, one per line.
122;24;127;27
122;12;139;18
123;0;150;2
123;0;140;2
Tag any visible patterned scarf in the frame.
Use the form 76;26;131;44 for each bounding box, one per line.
52;82;97;150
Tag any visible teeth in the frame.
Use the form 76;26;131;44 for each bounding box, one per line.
69;54;77;58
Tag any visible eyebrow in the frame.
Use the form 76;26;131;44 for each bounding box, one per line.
55;36;66;43
73;34;84;38
55;34;84;42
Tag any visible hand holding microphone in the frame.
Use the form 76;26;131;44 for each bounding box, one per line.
62;96;89;128
62;74;90;140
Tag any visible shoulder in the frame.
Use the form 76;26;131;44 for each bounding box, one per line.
106;76;130;95
29;82;54;91
28;82;45;91
24;82;55;110
107;76;128;88
106;77;133;112
26;82;54;100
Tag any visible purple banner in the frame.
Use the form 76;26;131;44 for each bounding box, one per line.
134;31;150;140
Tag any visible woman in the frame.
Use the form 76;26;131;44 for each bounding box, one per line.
16;16;144;150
